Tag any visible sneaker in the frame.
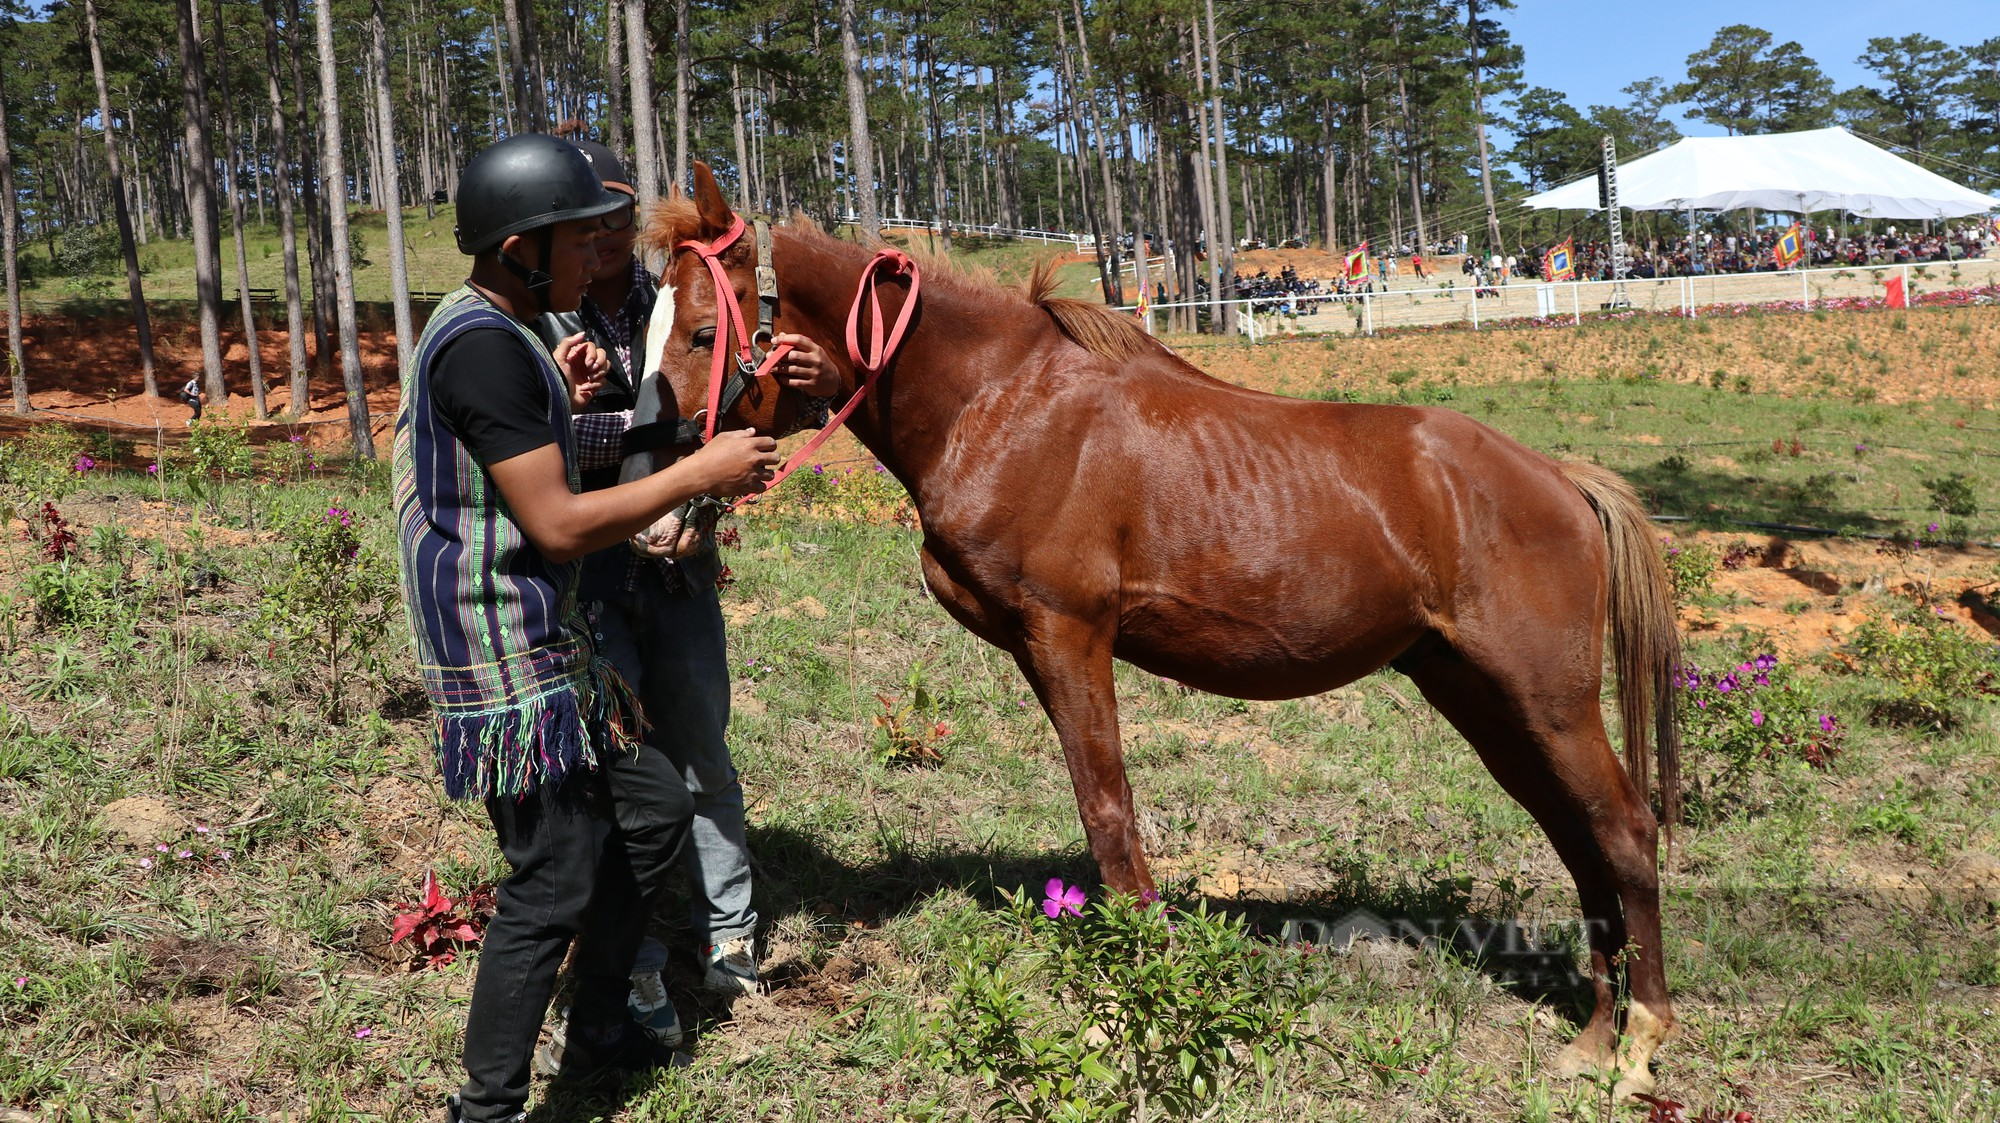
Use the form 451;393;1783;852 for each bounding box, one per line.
626;958;684;1046
532;1006;679;1080
702;937;759;996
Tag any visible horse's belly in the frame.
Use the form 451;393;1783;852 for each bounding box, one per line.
1112;586;1425;701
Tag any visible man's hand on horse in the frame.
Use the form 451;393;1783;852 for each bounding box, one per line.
552;332;610;410
771;334;840;397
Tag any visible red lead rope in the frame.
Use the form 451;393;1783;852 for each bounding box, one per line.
677;220;920;496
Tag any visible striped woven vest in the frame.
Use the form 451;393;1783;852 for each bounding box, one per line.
392;286;640;800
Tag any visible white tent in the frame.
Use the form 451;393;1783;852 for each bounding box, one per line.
1521;127;1995;221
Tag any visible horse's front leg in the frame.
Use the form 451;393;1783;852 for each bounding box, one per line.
1010;610;1154;896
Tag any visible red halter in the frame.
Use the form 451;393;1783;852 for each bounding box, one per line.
675;215;921;495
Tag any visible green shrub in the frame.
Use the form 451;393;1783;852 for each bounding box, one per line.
1678;650;1843;809
933;884;1323;1121
256;503;397;719
1921;472;1979;519
1662;536;1717;603
0;428;90;504
1845;606;2000;730
181;422;255;515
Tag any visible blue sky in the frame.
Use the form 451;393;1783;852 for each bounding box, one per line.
1506;0;2000;136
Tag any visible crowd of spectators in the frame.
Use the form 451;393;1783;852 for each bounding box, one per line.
1520;223;1994;282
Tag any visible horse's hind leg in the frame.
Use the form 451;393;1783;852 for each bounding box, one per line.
1403;653;1674;1098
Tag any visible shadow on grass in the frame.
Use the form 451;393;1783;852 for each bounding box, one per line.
525;834;1599;1120
1624;461;1896;532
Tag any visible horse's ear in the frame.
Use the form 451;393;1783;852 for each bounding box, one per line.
691;161;734;237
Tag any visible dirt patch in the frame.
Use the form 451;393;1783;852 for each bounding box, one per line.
100;795;181;847
141;934;287;1001
1676;531;1998;659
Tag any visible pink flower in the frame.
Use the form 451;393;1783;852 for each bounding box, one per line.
1042;878;1086;919
12;976;25;987
353;1026;374;1039
155;844;170;853
1820;714;1838;733
1750;710;1765;727
138;858;153;869
147;463;160;475
177;850;193;859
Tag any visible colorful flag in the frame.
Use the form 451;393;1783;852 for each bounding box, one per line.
1135;285;1150;320
1345;242;1370;280
1884;274;1907;309
1543;238;1575;282
1773;223;1805;269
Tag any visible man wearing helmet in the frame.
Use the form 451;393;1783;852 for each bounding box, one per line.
392;133;780;1123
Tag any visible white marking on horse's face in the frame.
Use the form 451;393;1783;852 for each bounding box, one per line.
619;281;677;485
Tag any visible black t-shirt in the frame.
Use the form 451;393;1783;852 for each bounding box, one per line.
430;327;557;467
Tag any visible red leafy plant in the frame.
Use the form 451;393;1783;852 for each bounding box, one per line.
389;868;495;971
1635;1094;1754;1123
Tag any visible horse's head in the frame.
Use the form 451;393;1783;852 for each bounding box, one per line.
631;161;805;454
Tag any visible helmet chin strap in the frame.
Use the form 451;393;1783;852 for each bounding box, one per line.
497;226;558;315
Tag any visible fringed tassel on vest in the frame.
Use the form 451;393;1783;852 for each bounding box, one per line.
433;661;646;802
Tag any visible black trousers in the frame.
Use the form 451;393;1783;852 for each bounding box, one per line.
456;742;693;1121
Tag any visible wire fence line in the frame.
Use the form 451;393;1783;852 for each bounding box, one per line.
1119;256;2000;340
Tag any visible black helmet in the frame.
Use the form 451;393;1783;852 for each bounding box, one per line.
453;133;629;255
568;138;634;197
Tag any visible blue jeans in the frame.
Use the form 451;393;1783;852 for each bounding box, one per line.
457;745;692;1120
589;551;757;949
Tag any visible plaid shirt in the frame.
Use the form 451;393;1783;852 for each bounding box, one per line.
579;257;655;383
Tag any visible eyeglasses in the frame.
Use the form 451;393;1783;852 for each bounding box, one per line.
602;200;636;233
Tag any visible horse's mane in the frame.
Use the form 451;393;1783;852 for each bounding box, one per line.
1023;257;1161;363
643;205;1173;366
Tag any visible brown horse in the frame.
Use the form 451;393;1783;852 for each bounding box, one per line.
625;165;1684;1096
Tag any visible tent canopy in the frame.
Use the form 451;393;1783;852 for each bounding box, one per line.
1521;127;1995;221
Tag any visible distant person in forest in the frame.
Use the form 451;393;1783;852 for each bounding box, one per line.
391;133;780;1123
181;377;202;425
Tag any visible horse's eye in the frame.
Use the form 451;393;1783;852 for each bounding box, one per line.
691;327;716;350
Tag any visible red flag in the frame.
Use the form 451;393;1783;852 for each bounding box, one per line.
1885;275;1907;309
1345;242;1370;280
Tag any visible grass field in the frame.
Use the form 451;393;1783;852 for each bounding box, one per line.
2;324;1999;1121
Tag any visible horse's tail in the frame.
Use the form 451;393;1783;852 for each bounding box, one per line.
1561;461;1682;832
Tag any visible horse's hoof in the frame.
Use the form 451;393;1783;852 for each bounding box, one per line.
1613;1068;1657;1101
1551;1040;1612;1079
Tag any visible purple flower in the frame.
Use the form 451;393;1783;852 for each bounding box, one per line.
146;463;160;475
353;1026;374;1040
1753;673;1770;686
1716;674;1738;694
1820;714;1838;733
1754;654;1778;672
1928;523;1940;534
1043;878;1086;919
73;455;95;473
812;464;824;474
1751;710;1765;727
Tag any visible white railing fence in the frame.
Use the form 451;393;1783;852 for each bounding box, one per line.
1115;256;2000;340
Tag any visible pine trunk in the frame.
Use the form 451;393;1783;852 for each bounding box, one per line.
673;0;690;190
605;1;625;156
1467;0;1502;254
837;0;878;239
372;0;414;374
316;0;373;457
1203;0;1234;330
625;0;659;209
501;0;532;133
174;0;227;408
215;0;267;419
262;0;309;417
0;61;25;414
85;0;159;397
